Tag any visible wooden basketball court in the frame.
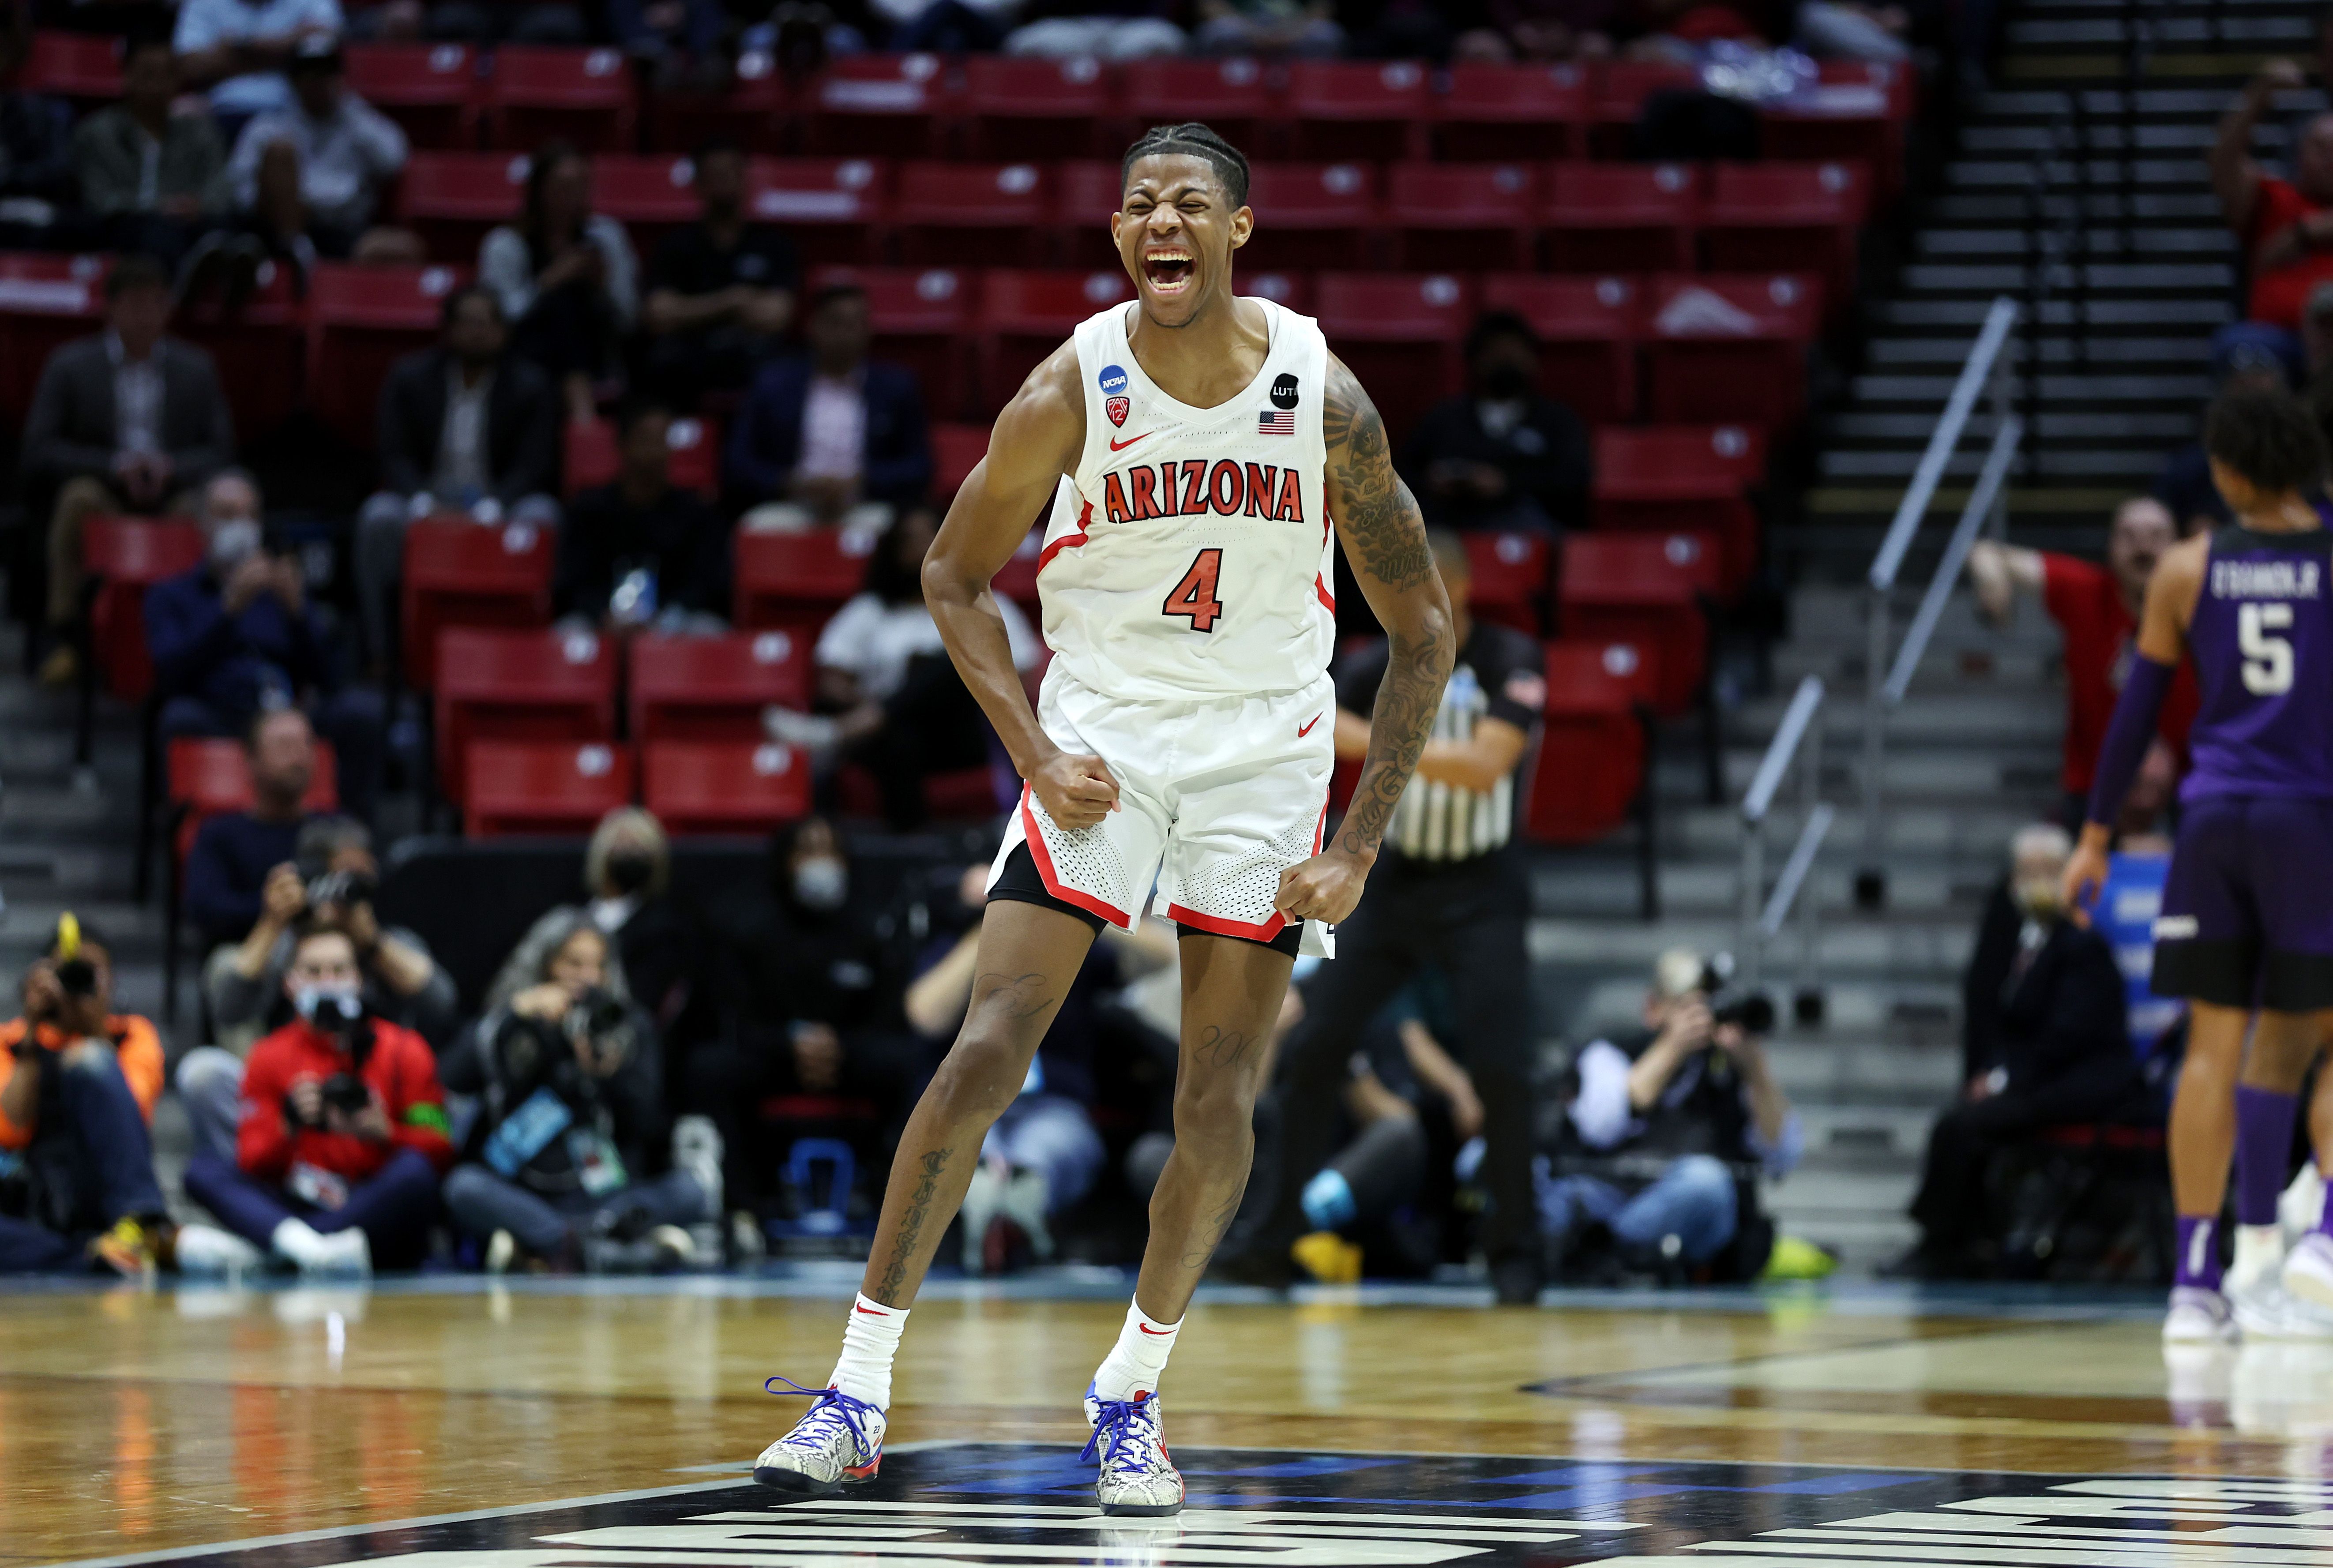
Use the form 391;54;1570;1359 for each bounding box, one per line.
6;1277;2330;1567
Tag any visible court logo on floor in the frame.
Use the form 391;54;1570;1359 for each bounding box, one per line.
61;1449;2333;1567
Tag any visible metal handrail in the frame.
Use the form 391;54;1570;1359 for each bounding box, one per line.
1857;297;2021;907
1744;675;1825;824
1739;675;1826;994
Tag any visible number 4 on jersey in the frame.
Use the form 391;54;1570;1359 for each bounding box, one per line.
1163;548;1225;633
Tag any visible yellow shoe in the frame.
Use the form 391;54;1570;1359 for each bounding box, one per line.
1760;1234;1837;1281
89;1217;170;1276
1291;1230;1362;1285
38;643;78;689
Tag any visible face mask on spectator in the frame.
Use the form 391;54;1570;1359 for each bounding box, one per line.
208;518;261;573
794;856;847;911
605;849;656;897
294;983;364;1030
2013;874;2063;921
1478;361;1533;401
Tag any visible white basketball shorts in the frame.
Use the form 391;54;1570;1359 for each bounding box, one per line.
989;670;1339;958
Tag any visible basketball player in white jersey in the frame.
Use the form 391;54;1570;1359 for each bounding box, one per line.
752;123;1456;1515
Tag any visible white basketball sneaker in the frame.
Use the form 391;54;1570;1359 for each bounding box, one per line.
2164;1285;2238;1344
2282;1232;2333;1313
1082;1383;1184;1517
753;1379;886;1498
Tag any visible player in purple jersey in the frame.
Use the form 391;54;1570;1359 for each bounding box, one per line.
2067;386;2333;1343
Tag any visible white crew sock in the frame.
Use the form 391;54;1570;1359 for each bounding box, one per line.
1091;1299;1181;1403
829;1293;908;1409
270;1217;330;1268
2231;1223;2286;1292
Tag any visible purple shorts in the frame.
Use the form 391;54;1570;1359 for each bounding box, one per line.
2154;794;2333;1010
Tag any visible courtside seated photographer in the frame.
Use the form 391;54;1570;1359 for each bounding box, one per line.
440;920;716;1273
1540;948;1802;1282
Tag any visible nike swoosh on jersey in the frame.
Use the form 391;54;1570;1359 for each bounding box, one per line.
1297;713;1322;737
1108;432;1151;452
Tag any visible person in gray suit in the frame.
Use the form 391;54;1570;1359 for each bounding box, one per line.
22;255;237;687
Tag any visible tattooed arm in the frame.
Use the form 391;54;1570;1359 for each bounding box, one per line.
1274;356;1455;927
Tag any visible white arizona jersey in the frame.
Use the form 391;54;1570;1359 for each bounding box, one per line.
1034;297;1336;703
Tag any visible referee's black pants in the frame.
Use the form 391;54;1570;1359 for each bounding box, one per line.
1257;845;1537;1264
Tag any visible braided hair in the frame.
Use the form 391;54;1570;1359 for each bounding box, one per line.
1120;122;1251;208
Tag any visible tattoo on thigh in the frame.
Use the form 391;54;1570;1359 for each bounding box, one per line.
874;1147;953;1302
1192;1024;1254;1070
973;971;1059;1023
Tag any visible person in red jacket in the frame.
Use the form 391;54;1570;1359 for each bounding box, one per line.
182;924;452;1273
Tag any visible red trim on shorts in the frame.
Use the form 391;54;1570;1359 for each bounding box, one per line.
1036;499;1093;574
1166;902;1289;942
1314;573;1336;613
1018;784;1132;927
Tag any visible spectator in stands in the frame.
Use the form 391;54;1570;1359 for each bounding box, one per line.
182;923;453;1273
1966;496;2198;829
607;0;729;92
0;917;175;1274
2158;339;2290;536
639;139;797;409
182;708;328;951
1193;0;1342;55
1890;824;2145;1279
2211;59;2333;355
391;0;586;45
1005;2;1188;57
726;281;932;534
221;36;419;276
486;807;699;1035
146;469;386;824
22;255;235;689
1453;0;1620;61
556;402;732;634
765;508;1035;829
73;37;233;270
481;140;640;428
440;922;717;1272
355;284;562;668
174;0;345;128
872;0;1018;52
1397;310;1592;535
0;14;78;248
1540;948;1799;1279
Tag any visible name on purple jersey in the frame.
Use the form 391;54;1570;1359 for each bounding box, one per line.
1102;460;1304;524
2210;559;2324;599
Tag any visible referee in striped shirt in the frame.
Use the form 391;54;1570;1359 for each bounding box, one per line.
1225;530;1549;1302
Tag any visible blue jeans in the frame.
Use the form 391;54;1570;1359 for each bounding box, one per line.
982;1095;1104;1214
183;1147;440;1262
441;1164;713;1257
1537;1154;1740;1265
0;1043;169;1273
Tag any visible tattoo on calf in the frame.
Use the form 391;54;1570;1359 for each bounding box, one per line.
874;1147;953;1302
1179;1183;1248;1269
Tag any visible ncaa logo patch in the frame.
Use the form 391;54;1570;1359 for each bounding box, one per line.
1098;363;1129;395
1105;395;1129;427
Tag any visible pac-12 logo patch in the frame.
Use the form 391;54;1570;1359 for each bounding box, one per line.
1098;363;1129;395
1270;371;1300;409
1105;395;1129;427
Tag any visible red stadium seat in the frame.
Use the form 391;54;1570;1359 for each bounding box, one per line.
1523;640;1652;844
1642;273;1820;431
750;158;889;267
1285;60;1431;162
1120;57;1272;152
1478;274;1641;426
0;252;107;426
648;47;788;154
643;740;810;833
1557;531;1721;714
978;269;1134;415
465;740;635;837
932;422;988;500
1463;531;1552;636
485;45;637;153
1244;270;1311;312
1435;64;1585;160
1587;60;1700;154
1052;160;1124;270
1313;272;1473;444
436;627;619;805
1593;424;1766;593
176;258;304;439
344;43;480;150
23;31;121;103
82;518;204;702
894;161;1052;268
803;53;949;159
1543;162;1699;274
630;630;811;741
167;738;339;865
562;416;720;500
1387;161;1538;274
1699;161;1866;307
1762;61;1910;196
308;262;471;448
962;55;1112;161
400;515;556;691
591;154;707;239
734;527;876;636
1240;162;1378;274
395;152;526;262
809;263;973;419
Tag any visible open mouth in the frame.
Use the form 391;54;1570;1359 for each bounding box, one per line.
1142;248;1195;293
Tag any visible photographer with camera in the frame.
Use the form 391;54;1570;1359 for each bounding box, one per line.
144;469;385;823
0;917;178;1274
442;920;713;1272
1540;948;1801;1282
181;923;453;1274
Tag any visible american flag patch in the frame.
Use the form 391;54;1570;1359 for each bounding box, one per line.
1257;409;1295;436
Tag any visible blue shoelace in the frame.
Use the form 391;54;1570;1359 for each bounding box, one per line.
1080;1393;1164;1474
764;1377;882;1462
